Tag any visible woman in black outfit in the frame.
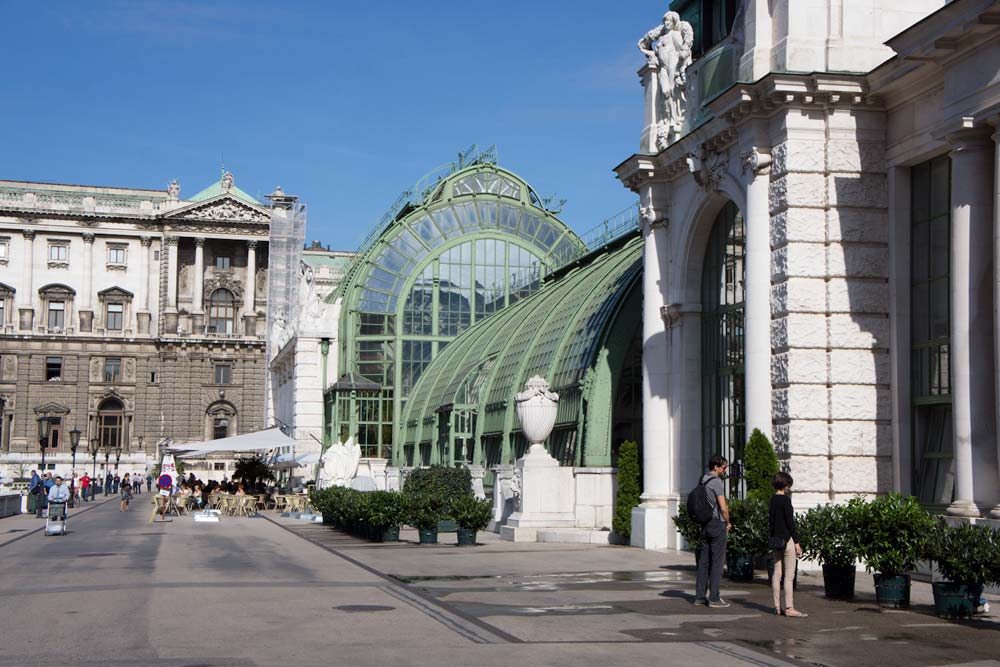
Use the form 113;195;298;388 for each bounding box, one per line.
769;471;807;617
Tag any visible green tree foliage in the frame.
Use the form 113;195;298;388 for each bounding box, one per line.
743;428;779;501
233;455;275;491
856;493;934;575
613;441;641;539
403;465;472;504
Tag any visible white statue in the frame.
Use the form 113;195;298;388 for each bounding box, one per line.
167;179;180;200
299;262;322;323
318;438;362;488
270;313;293;352
638;11;694;148
221;170;234;192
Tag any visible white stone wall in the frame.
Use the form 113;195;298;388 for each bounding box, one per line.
769;105;894;507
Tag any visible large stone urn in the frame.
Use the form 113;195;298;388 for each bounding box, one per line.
501;376;576;541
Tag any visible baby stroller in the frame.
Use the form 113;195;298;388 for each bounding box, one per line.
45;501;67;536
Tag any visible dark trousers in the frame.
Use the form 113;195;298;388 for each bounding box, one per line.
146;480;152;492
695;519;727;602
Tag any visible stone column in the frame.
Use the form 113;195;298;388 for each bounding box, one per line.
192;237;206;332
137;236;152;335
639;64;660;154
78;233;95;332
18;230;34;331
164;236;179;334
631;201;672;550
947;127;996;518
742;147;773;441
993;128;1000;520
243;240;257;335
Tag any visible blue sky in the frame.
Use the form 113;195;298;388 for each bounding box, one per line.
1;1;666;249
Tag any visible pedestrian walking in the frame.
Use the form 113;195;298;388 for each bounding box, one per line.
105;472;113;496
120;473;133;512
113;473;120;494
146;474;152;493
80;473;91;503
769;471;807;617
694;455;731;608
29;470;42;517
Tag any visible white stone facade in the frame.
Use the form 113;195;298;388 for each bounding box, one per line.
619;0;1000;548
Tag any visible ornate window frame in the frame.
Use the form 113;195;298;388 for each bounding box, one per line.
0;282;14;328
47;239;70;269
0;235;9;266
205;400;237;440
38;283;75;333
106;242;128;271
97;286;133;335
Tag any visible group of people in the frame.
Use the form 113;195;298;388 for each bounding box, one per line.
693;455;808;618
28;469;154;516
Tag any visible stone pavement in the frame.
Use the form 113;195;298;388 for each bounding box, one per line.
0;500;996;667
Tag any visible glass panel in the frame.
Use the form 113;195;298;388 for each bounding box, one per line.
431;208;460;238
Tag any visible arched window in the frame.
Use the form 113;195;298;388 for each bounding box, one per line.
98;397;125;452
208;289;236;334
701;202;745;495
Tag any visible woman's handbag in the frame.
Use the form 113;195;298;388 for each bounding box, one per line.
769;535;789;551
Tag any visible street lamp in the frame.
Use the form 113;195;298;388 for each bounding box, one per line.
115;444;123;472
102;441;112;495
69;427;81;507
37;416;52;474
89;437;99;500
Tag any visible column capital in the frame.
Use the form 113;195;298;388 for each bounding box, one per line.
943;117;994;153
640;206;668;233
139;235;153;247
81;232;96;244
247;239;258;250
22;229;35;240
164;236;179;246
193;237;206;247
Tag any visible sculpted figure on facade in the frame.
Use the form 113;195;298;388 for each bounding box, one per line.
167;179;180;200
318;437;361;488
221;170;234;192
638;11;694;149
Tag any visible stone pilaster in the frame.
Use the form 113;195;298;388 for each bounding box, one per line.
18;230;34;331
770;106;892;508
244;240;257;336
164;236;179;334
79;233;95;332
137;236;152;335
192;237;206;333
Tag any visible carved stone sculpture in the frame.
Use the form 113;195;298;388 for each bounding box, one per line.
638;11;694;150
167;179;180;200
318;438;362;488
221;170;234;192
515;376;559;453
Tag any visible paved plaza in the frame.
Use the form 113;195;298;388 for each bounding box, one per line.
0;502;996;667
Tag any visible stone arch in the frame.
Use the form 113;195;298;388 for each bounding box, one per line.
205;400;238;441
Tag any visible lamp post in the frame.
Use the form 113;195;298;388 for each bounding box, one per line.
102;442;112;496
115;444;123;478
36;417;52;518
69;427;81;507
89;437;99;501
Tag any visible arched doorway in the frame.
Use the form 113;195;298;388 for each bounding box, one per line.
701;201;745;496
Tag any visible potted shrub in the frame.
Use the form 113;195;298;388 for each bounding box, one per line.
926;521;1000;618
674;504;703;556
451;495;493;546
406;492;445;544
403;466;472;532
856;493;934;608
612;441;641;541
367;491;405;542
726;496;768;581
798;499;863;599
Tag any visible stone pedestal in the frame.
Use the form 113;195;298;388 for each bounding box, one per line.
368;458;388;490
244;314;257;336
136;312;151;335
630;501;678;550
191;312;205;334
385;466;400;492
501;445;576;542
78;309;93;333
18;308;33;332
164;311;178;334
466;464;486;500
489;464;515;532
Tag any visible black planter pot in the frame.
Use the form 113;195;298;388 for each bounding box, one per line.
727;553;755;581
821;564;856;600
873;573;911;608
932;582;983;618
380;526;400;543
766;558;799;591
456;528;477;546
321;511;333;526
418;527;438;544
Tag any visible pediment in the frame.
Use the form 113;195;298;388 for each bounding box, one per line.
165;194;270;224
34;402;70;416
97;286;134;299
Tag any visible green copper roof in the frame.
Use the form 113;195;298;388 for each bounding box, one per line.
398;231;643;468
189;178;261;206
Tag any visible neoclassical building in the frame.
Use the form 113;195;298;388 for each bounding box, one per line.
618;0;1000;548
0;173;288;478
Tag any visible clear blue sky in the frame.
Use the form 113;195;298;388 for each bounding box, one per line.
1;1;666;249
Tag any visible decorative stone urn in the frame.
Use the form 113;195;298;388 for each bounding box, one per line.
515;375;559;455
501;376;576;541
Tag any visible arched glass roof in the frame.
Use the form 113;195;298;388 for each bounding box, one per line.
332;163;585;314
399;233;643;456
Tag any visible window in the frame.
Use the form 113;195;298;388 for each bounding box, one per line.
0;300;4;326
911;155;953;507
214;363;232;385
45;357;62;381
213;417;229;440
0;239;8;261
215;256;231;270
150;370;158;384
213;462;226;471
675;0;739;57
107;246;126;266
208;289;236;334
106;303;124;330
104;357;122;383
701;201;745;498
47;301;65;330
98;398;124;451
48;243;68;262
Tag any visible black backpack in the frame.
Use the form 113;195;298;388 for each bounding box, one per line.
686;477;714;524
